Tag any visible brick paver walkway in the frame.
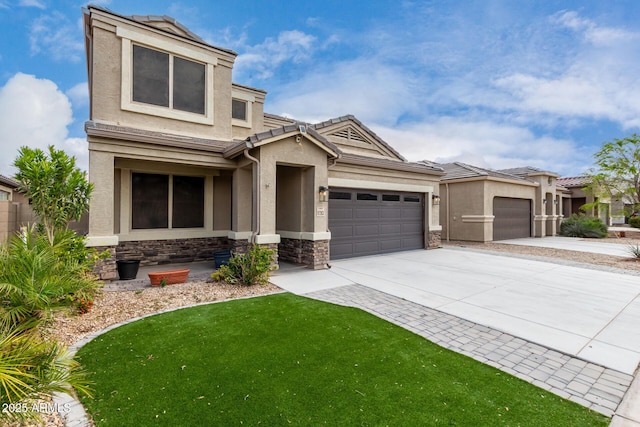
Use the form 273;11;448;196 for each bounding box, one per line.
308;283;634;417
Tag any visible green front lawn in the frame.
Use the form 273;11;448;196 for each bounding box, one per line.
77;293;608;426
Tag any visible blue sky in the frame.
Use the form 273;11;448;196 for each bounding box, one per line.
1;1;640;177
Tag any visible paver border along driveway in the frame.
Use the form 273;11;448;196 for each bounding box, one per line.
272;247;640;375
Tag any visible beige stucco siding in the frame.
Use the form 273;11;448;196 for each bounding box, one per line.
253;135;330;239
89;13;237;141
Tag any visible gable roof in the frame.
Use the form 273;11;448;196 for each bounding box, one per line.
435;162;532;182
311;115;406;162
224;123;341;159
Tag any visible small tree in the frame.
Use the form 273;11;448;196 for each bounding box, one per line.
13;146;93;244
586;134;640;216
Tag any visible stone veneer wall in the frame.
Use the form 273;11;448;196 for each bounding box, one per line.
91;246;117;281
279;238;329;269
116;237;230;266
428;231;442;249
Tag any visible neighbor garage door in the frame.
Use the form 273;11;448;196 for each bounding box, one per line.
329;188;424;259
493;197;531;240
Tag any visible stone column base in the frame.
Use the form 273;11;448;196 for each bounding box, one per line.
428;231;442;248
279;238;329;269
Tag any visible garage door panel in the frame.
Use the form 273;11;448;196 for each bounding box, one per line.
330;207;353;220
380;223;402;235
380;239;402;251
329;188;424;259
380;207;402;219
355;208;380;219
330;225;353;238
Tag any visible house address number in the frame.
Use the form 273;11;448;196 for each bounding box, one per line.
316;207;326;217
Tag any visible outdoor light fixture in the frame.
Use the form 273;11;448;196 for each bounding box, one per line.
554;199;559;205
319;186;329;202
543;199;548;204
432;194;441;205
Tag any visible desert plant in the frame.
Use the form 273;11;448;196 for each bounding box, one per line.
0;326;92;423
629;244;640;258
0;226;101;332
211;244;276;286
629;216;640;229
13;146;93;244
559;214;608;238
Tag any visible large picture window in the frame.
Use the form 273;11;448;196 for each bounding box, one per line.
132;45;205;115
131;173;205;230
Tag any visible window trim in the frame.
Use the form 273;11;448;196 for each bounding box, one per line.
118;27;215;125
231;90;254;128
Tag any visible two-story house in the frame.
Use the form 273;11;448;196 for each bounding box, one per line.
82;6;444;280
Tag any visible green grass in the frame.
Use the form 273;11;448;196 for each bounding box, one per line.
77;293;608;426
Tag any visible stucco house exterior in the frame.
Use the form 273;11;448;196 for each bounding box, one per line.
0;174;36;243
82;6;444;280
557;176;624;225
432;162;565;242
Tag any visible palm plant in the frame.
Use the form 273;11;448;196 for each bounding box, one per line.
0;326;92;423
0;226;101;332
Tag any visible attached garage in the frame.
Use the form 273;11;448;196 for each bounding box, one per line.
329;188;424;259
492;197;532;240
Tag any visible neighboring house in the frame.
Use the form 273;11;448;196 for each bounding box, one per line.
432;162;564;242
0;174;35;242
557;176;623;225
82;7;444;280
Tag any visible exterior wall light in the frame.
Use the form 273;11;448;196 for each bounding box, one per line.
432;194;441;205
319;186;329;202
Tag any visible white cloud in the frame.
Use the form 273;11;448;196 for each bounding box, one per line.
66;82;89;108
30;11;84;62
0;73;87;175
373;118;586;175
235;30;317;79
19;0;45;8
268;58;418;126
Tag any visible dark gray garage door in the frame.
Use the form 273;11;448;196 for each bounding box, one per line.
493;197;531;240
329;188;424;259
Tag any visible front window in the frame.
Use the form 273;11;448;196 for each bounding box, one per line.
0;190;9;201
132;45;205;115
131;172;204;230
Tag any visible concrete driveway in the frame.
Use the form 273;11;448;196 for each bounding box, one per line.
271;246;640;375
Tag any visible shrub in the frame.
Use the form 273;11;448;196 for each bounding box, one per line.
211;244;276;286
629;216;640;229
560;214;608;238
0;226;102;332
629;244;640;258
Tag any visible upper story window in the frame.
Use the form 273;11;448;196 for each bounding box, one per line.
132;45;206;115
231;90;254;128
118;27;215;125
231;99;247;121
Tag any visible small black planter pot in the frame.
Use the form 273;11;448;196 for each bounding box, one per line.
213;250;231;269
116;260;140;280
